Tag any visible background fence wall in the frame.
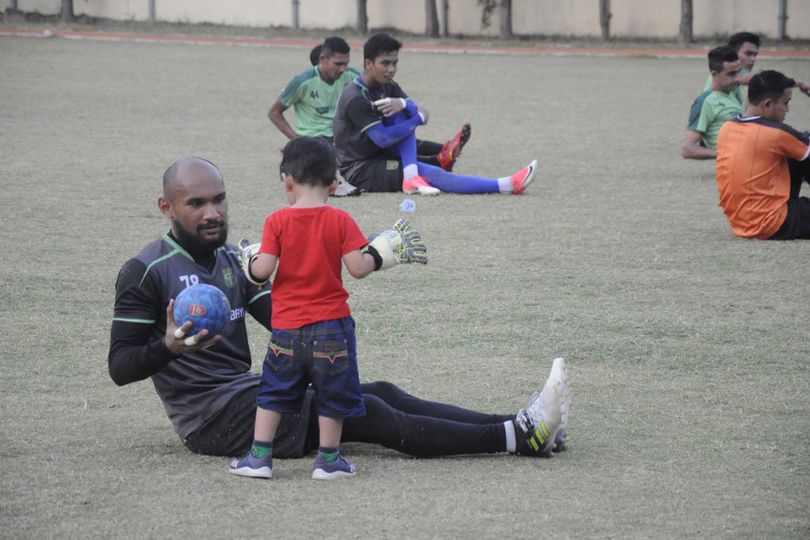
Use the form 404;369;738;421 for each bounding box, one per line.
3;0;809;40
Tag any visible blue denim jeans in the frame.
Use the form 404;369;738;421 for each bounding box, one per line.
257;316;365;419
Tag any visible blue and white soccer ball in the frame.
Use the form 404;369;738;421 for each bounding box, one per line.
173;284;231;337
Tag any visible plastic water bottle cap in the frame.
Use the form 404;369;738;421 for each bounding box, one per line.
399;198;416;213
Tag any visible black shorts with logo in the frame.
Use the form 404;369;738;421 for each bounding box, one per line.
183;383;313;458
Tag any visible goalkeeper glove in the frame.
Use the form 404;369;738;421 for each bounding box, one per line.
238;239;267;285
364;219;428;271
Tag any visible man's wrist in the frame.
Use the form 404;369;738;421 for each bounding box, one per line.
159;336;183;359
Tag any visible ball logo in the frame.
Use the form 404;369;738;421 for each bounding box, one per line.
189;303;207;316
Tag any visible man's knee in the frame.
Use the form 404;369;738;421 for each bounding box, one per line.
361;380;399;399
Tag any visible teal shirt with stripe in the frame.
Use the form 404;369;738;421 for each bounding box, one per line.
687;90;744;150
279;67;360;138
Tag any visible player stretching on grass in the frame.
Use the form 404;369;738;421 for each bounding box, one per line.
108;156;570;466
333;33;536;195
230;137;428;480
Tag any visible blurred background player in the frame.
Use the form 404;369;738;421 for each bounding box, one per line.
268;37;357;142
700;32;810;106
701;32;758;105
229;138;427;480
267;37;361;197
682;46;743;160
715;70;810;240
333;33;535;195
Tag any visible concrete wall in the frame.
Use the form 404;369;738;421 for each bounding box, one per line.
4;0;809;40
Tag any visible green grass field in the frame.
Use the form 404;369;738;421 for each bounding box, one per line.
1;32;809;538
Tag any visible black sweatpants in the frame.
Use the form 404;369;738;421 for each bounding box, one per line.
315;381;511;457
185;380;510;458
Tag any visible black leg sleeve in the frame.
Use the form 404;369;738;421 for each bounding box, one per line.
339;394;506;457
416;139;443;166
360;381;513;424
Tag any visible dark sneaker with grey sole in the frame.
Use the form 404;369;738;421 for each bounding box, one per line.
229;452;273;479
312;454;357;480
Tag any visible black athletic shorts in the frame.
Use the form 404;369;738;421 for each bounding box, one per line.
770;159;810;240
183;385;313;458
344;140;443;193
770;197;810;240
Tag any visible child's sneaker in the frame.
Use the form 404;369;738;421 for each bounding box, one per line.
403;175;440;196
229;452;273;479
312;454;357;480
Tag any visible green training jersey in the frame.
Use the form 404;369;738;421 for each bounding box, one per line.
687;90;744;150
703;67;747;105
279;67;360;138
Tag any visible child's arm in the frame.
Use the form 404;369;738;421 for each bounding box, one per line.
342;249;375;279
250;253;278;282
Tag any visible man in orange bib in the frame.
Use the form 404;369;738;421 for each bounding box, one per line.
715;70;810;240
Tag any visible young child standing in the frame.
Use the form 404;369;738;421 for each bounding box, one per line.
229;137;426;480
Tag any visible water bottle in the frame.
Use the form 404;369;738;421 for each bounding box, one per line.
399;198;416;213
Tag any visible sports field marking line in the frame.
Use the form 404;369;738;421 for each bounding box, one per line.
2;27;809;60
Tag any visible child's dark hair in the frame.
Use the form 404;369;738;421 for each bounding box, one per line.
280;137;336;188
364;32;401;62
748;70;796;105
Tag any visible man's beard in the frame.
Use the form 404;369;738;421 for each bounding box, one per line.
172;218;228;257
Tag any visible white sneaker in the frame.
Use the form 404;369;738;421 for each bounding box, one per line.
332;177;361;197
509;159;537;195
514;357;570;456
402;175;441;196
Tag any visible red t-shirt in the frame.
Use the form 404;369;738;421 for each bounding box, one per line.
260;206;368;329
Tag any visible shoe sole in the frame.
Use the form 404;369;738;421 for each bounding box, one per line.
448;122;472;160
458;122;472;149
229;466;272;479
312;468;357;480
331;189;360;197
541;358;571;457
439;122;472;172
403;186;441;196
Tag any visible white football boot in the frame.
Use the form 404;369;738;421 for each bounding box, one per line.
514;357;571;456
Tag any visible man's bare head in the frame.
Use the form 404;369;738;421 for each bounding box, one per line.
162;156;222;200
159;157;229;255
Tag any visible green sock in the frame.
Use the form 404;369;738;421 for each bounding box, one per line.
318;446;339;462
251;440;273;459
